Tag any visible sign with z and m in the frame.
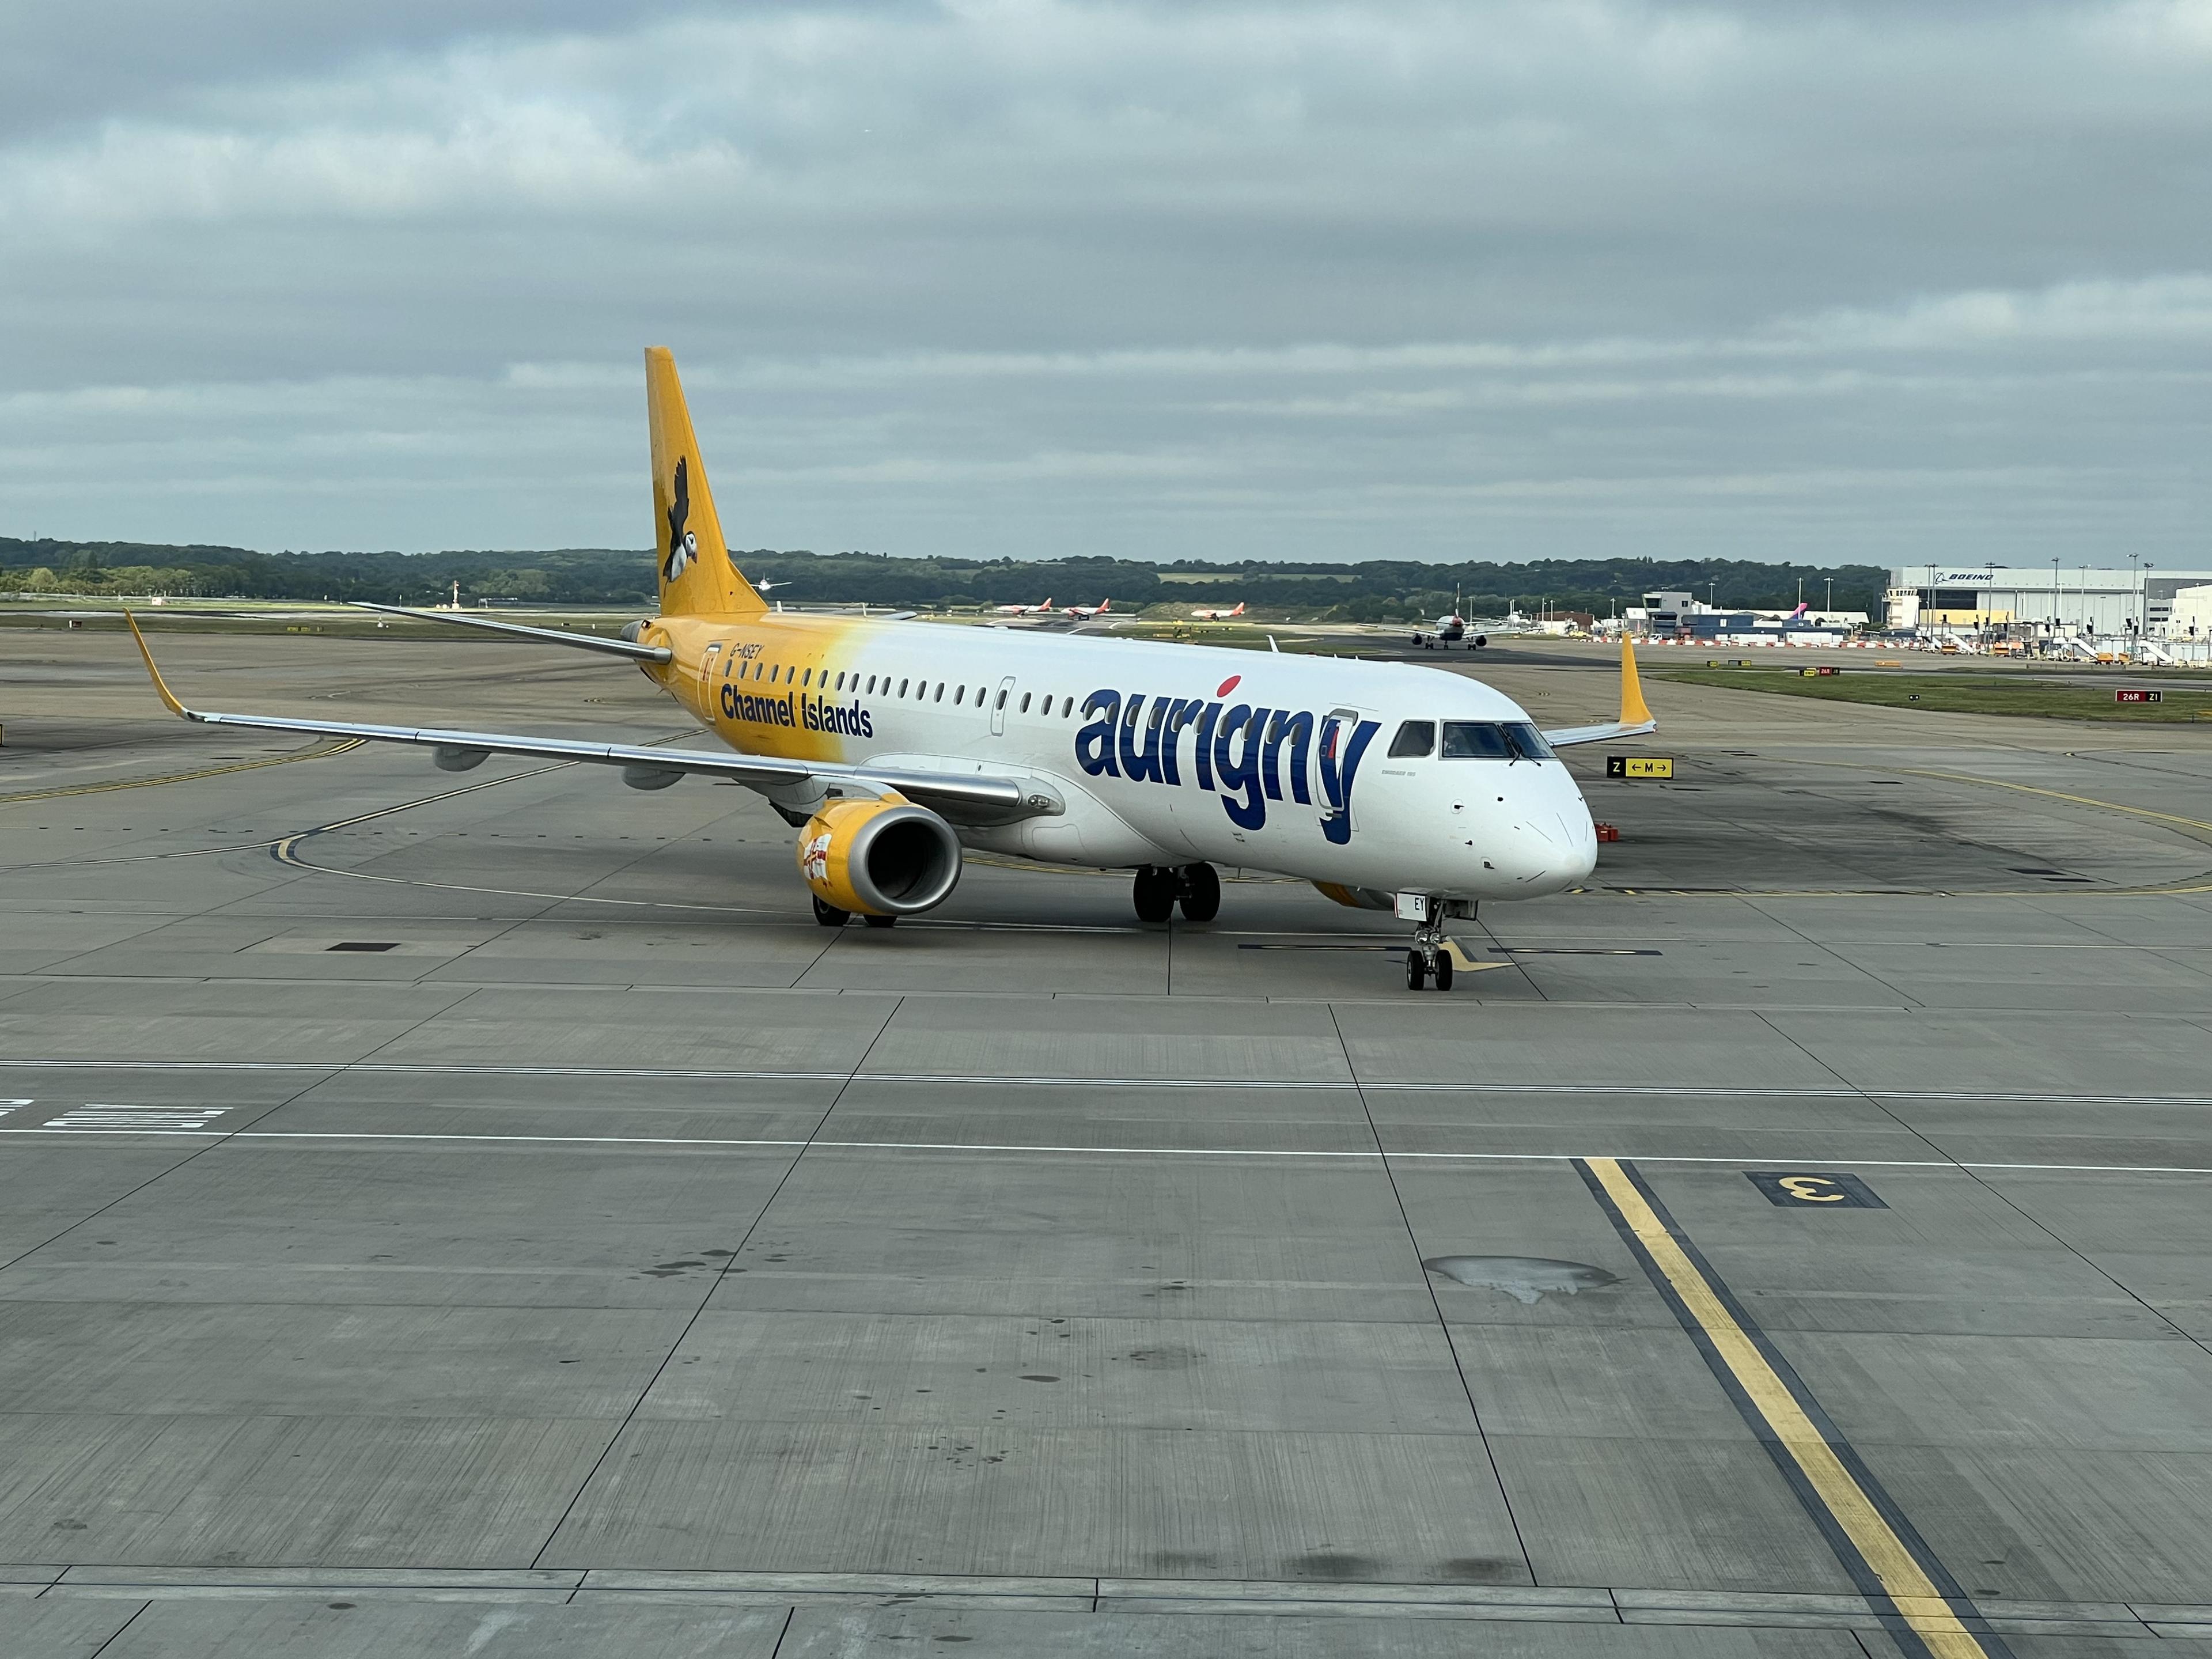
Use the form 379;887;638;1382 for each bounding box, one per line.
1606;756;1674;779
1746;1171;1887;1209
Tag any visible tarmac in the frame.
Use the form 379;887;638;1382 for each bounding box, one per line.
2;625;2211;1658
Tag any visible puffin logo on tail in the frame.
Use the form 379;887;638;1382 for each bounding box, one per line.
662;457;697;584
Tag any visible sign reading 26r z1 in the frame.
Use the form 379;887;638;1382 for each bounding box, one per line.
1074;675;1380;841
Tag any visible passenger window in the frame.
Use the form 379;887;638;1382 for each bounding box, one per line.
996;688;1008;710
1440;722;1514;759
803;669;814;687
1020;693;1032;713
866;675;877;693
1388;720;1435;758
834;672;845;690
899;678;909;696
1062;696;1073;717
934;684;945;703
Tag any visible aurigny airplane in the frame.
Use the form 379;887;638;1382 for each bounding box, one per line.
1059;599;1112;620
124;347;1654;991
994;597;1055;616
1190;603;1245;620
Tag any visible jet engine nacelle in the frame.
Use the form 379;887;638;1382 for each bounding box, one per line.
796;796;963;918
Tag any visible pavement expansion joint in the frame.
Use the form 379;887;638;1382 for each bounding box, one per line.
22;1569;2204;1637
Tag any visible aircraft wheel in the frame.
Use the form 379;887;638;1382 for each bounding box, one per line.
1132;866;1176;924
811;896;850;927
863;914;897;929
1406;949;1428;991
1177;862;1221;922
1433;949;1455;991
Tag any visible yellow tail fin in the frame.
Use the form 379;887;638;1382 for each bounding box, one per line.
646;347;766;618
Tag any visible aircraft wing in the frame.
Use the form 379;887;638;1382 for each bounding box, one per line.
1540;636;1656;749
1540;717;1657;748
351;602;672;661
126;616;1060;825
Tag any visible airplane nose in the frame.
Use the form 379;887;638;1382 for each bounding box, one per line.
1558;808;1599;882
1499;791;1596;889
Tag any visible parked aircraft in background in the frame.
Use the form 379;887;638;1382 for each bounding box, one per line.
1059;599;1112;619
125;348;1651;991
1191;603;1245;620
994;597;1055;615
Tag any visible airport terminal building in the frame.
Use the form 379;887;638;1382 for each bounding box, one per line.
1888;563;2212;639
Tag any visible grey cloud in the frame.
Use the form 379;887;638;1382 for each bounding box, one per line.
0;1;2206;564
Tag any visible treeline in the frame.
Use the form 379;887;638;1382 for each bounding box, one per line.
0;537;1887;620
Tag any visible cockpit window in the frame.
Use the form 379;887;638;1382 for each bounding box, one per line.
1504;722;1556;760
1440;721;1514;759
1388;719;1435;758
1440;721;1556;759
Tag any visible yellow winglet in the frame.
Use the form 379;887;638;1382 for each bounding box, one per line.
124;612;190;718
1619;633;1652;727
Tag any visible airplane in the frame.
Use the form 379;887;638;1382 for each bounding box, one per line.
1059;599;1112;620
1191;603;1245;620
994;597;1055;616
1411;611;1486;649
123;347;1653;991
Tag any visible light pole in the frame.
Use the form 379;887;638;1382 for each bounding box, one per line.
2145;563;2155;641
2050;556;2060;636
2129;553;2141;635
1824;576;1832;616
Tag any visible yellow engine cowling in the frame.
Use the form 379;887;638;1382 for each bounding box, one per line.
796;795;963;917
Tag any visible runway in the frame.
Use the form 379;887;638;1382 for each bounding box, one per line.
3;626;2212;1656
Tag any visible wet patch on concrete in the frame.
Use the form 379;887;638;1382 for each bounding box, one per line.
1422;1256;1621;1304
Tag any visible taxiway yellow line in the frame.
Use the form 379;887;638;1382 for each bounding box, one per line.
1580;1156;2002;1659
1902;768;2212;840
0;737;366;805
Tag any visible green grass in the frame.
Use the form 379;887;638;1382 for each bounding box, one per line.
1657;666;2212;722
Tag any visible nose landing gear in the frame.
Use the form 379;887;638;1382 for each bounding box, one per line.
1402;896;1458;991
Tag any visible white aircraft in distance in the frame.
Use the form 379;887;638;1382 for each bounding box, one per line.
1059;598;1112;619
1190;603;1245;620
994;597;1055;616
126;347;1653;991
1411;611;1486;649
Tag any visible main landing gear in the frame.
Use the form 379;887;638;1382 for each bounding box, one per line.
1132;863;1220;925
814;896;899;929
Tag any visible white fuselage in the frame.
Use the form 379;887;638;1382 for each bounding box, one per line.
655;616;1599;902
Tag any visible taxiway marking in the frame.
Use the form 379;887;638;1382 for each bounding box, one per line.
0;737;365;805
1;1120;2209;1181
3;1059;2212;1110
1579;1156;2006;1659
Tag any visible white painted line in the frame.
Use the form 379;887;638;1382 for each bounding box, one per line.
2;1059;2208;1110
1;1125;2207;1179
41;1105;230;1131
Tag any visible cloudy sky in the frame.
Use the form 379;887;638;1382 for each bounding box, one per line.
1;1;2207;568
